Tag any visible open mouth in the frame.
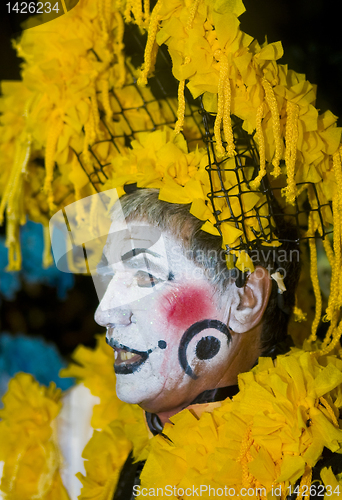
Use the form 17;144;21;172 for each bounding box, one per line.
106;337;151;374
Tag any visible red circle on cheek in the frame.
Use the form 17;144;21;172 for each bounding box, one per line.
159;284;216;331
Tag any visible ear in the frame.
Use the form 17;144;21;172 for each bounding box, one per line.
228;266;272;333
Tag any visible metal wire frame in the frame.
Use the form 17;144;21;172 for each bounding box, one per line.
201;103;333;257
73;25;205;193
78;24;332;261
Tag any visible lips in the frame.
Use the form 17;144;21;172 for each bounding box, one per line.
106;337;151;374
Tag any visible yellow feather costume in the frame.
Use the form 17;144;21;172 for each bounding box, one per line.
1;0;342;498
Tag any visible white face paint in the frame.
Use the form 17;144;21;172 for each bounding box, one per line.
94;220;234;414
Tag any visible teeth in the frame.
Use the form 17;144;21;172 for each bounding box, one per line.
114;351;118;360
120;351;135;361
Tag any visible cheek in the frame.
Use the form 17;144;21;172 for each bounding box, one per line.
158;284;216;332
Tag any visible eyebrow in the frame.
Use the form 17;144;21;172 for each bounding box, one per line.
121;248;161;262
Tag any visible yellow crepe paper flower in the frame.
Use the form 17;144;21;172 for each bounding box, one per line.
1;0;341;331
66;337;342;499
139;349;342;497
1;335;341;500
141;0;341;229
0;0;197;270
103;126;277;256
320;467;342;499
77;422;132;500
0;374;68;499
1;0;341;268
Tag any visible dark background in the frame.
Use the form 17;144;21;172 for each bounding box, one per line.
0;0;340;356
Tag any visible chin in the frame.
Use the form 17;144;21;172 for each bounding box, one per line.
115;385;141;404
115;379;160;407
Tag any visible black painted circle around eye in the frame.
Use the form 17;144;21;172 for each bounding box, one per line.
158;340;167;349
195;336;221;360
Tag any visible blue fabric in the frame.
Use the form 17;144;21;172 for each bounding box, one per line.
0;332;74;391
0;220;74;301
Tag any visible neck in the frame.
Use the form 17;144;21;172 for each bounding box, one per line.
153;384;240;427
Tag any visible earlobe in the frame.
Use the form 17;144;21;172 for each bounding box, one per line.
228;266;272;333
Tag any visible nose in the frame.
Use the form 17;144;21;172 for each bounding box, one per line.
94;270;136;327
94;304;134;328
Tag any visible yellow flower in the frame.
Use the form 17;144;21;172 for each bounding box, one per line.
0;374;68;500
138;348;342;496
320;467;342;500
77;422;132;500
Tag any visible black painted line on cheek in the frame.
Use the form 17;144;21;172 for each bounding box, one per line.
178;319;232;380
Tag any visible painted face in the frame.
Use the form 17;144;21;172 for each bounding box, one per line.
94;220;235;414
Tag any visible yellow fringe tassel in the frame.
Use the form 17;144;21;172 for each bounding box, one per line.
318;315;342;356
124;0;145;24
223;76;235;157
74;186;87;227
320;148;342;354
143;0;150;23
318;396;339;427
307;215;322;343
174;78;186;137
323;233;338;323
132;0;143;26
113;11;126;88
322;236;335;270
214;52;235;157
333;196;342;308
250;103;266;189
295;466;312;500
0;124;31;270
97;0;108;37
293;293;307;322
104;0;112;26
173;0;201;138
83;97;97;164
60;0;67;13
6;215;22;271
0;133;31;225
90;84;101;135
43;225;54;268
261;78;282;177
44;113;64;211
82;128;91;165
101;78;113;118
331;148;342;310
186;0;201;31
124;0;133;21
144;0;150;26
90;189;101;238
284;101;299;205
138;0;162;86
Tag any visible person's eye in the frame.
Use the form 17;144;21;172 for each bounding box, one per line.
135;270;163;288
